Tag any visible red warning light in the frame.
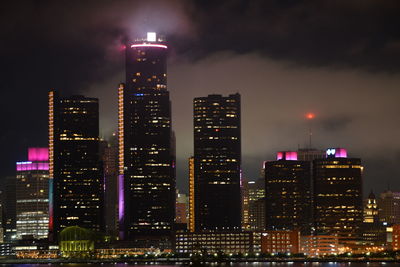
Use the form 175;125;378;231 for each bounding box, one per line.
306;113;315;119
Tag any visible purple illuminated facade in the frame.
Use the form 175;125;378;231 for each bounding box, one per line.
16;148;49;240
28;147;49;161
16;162;49;171
118;174;124;239
276;151;298;161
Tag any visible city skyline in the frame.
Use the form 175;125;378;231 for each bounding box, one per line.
1;1;400;259
1;1;400;196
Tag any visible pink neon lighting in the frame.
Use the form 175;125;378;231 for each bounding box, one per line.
131;43;167;49
118;174;125;240
286;151;298;160
28;147;49;161
335;148;347;158
277;151;298;161
16;162;49;171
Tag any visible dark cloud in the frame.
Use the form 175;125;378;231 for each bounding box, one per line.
0;0;400;196
319;115;353;132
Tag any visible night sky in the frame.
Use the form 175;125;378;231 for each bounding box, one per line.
1;0;400;195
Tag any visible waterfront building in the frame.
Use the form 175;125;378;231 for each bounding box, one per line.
193;93;241;231
59;226;95;258
313;148;363;241
260;230;300;254
118;32;175;243
175;231;255;254
265;151;312;234
49;91;103;238
391;224;400;250
301;235;339;257
15;148;49;240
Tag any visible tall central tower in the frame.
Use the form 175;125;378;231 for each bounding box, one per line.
119;33;175;244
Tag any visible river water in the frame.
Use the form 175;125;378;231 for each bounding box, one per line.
0;263;398;267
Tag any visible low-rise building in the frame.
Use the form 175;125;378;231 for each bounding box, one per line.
392;224;400;250
301;235;339;257
175;231;255;254
260;230;299;254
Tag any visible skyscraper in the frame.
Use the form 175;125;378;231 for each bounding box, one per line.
49;91;103;239
193;93;241;231
15;147;49;240
119;32;175;242
313;148;363;241
265;151;312;234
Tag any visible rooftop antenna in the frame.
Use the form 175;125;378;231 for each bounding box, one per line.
306;113;315;149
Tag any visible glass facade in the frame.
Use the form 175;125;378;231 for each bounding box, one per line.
313;157;363;240
193;94;241;231
120;33;175;241
265;157;312;234
16;148;49;240
49;92;103;238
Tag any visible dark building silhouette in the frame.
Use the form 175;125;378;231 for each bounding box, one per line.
1;176;16;241
378;190;400;224
313;148;363;241
100;135;119;238
193;93;241;231
49;91;103;239
265;151;312;234
119;33;175;243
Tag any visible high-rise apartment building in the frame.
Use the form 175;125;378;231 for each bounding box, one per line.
16;148;49;240
119;33;175;242
265;151;312;234
193;93;241;231
313;148;363;241
49;91;103;238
